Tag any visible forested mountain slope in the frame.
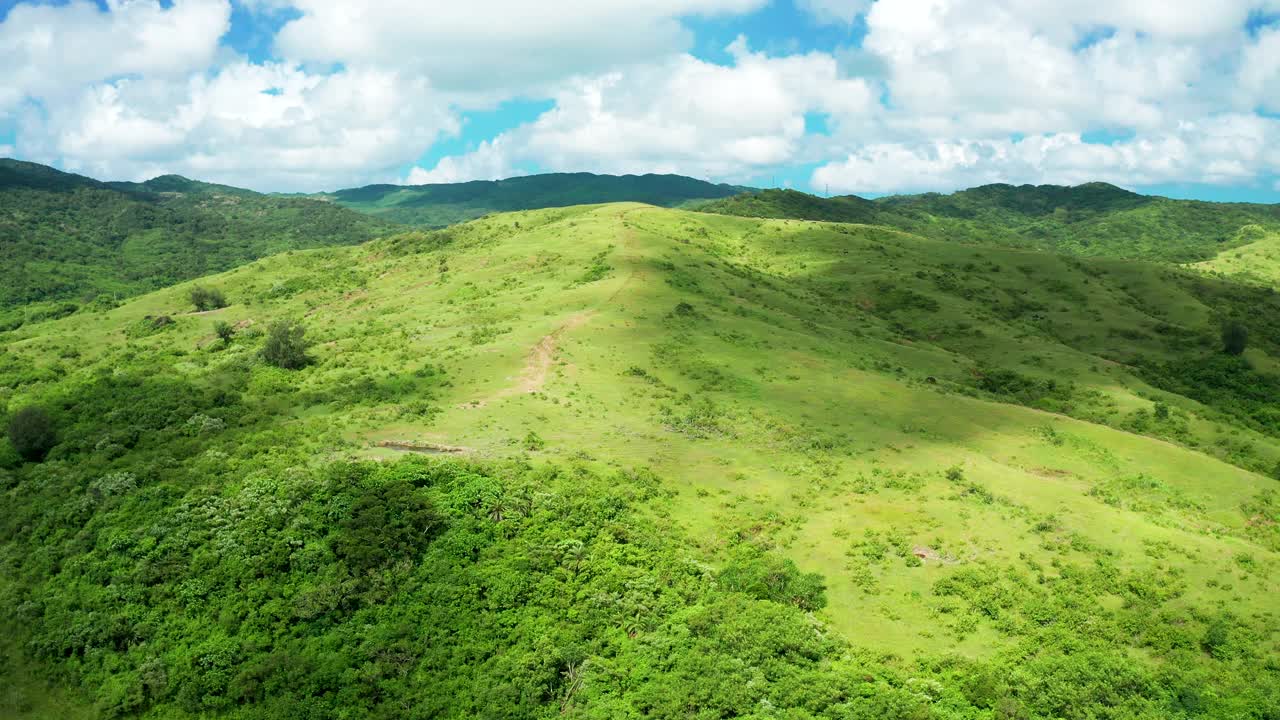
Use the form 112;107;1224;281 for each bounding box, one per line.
2;204;1278;718
319;172;750;227
0;159;399;328
698;183;1280;262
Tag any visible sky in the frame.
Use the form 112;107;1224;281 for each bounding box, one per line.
4;1;1280;200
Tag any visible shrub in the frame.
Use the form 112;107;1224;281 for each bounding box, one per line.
7;405;56;462
718;548;827;611
260;319;311;370
1221;321;1248;356
214;321;235;345
189;285;227;312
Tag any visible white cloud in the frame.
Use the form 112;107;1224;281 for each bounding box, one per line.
0;144;13;157
796;0;873;25
407;39;876;183
406;138;518;185
859;0;1220;140
271;0;767;94
19;63;458;191
812;115;1280;193
0;0;231;113
939;0;1280;42
5;0;1280;195
1239;26;1280;113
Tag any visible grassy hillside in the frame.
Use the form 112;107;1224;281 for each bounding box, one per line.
2;205;1279;718
1192;229;1280;286
321;172;750;227
698;184;1280;263
0;159;399;328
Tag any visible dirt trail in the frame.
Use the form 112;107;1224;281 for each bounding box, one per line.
464;209;642;406
505;311;595;397
502;210;643;396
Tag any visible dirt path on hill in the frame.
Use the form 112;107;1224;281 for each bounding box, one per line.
462;209;643;407
502;209;642;395
508;310;595;396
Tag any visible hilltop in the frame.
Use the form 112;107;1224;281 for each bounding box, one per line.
0;159;399;328
697;183;1280;263
319;172;751;227
2;203;1277;718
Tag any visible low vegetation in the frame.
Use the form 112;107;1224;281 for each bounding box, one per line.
0;159;397;326
2;200;1279;718
697;183;1280;262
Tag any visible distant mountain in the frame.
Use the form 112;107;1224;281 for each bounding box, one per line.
0;159;399;327
697;182;1280;262
320;172;752;227
108;174;260;197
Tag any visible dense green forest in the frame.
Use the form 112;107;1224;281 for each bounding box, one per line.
0;160;399;328
2;200;1278;718
317;172;750;227
696;184;1280;262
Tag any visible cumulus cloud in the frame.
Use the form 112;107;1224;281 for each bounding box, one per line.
271;0;767;94
813;115;1280;193
20;63;458;191
795;0;873;25
406;139;518;185
6;0;1280;194
406;39;875;183
1239;26;1280;112
0;0;231;113
859;0;1218;139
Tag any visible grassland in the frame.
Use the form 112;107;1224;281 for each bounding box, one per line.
1193;230;1280;287
2;204;1279;717
698;184;1280;263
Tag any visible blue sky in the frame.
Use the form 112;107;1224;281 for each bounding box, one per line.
3;0;1280;200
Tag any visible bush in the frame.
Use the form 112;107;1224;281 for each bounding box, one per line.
1221;321;1248;356
717;548;827;611
260;319;311;370
189;285;227;312
523;430;546;451
214;321;235;345
7;405;56;462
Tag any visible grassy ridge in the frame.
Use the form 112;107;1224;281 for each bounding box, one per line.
0;159;399;325
320;172;750;227
2;204;1279;716
697;184;1280;262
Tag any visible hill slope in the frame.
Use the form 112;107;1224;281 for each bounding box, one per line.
0;159;399;326
2;205;1279;718
320;172;750;227
698;184;1280;262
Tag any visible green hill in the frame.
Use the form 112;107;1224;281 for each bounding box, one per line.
2;204;1278;718
320;172;750;227
0;159;400;328
698;184;1280;263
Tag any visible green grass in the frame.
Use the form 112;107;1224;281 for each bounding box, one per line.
1192;229;1280;286
3;203;1279;716
697;184;1280;263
